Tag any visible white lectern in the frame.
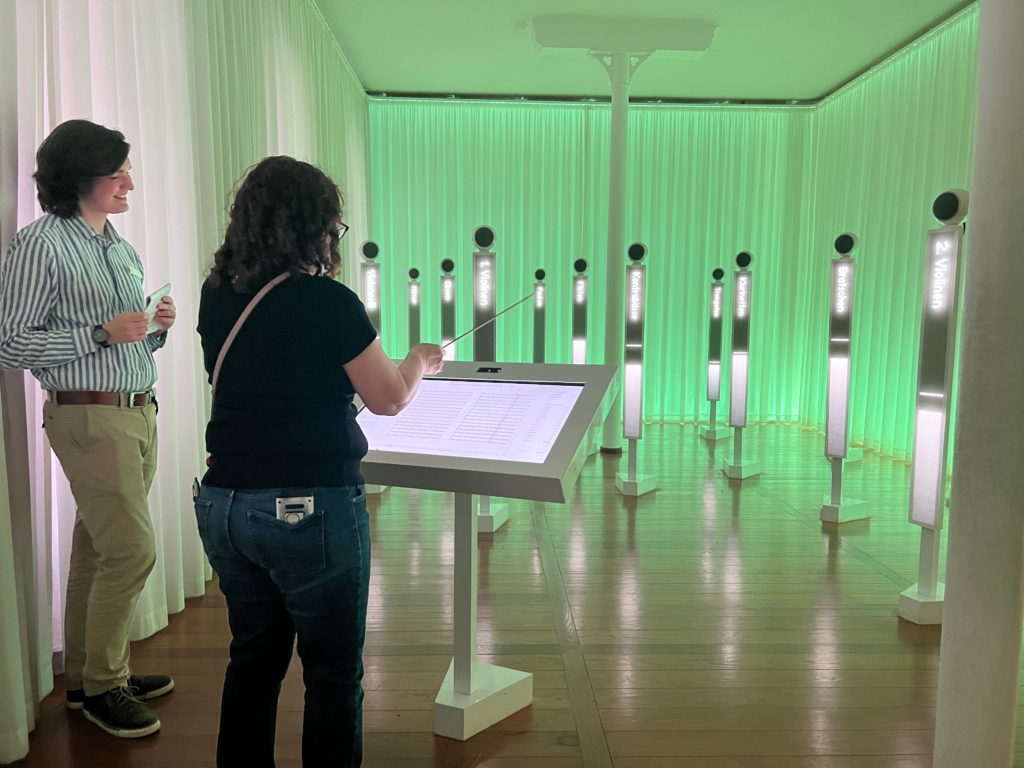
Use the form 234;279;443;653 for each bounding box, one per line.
470;225;508;531
898;190;968;625
821;234;870;523
722;252;761;479
533;269;546;363
440;259;457;360
700;268;731;441
615;243;657;496
357;361;615;740
408;268;421;346
360;241;388;494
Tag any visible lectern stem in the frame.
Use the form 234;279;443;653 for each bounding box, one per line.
453;492;478;694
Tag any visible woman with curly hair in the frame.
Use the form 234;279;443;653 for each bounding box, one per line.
195;155;443;767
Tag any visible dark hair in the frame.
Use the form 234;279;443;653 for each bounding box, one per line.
34;120;130;218
212;156;344;292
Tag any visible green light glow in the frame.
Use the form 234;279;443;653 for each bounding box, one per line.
367;8;978;460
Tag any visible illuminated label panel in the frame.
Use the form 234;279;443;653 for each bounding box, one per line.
706;281;724;400
357;379;584;463
918;228;961;394
711;283;723;319
623;264;646;439
408;282;421;346
908;226;962;530
441;275;456;360
571;277;587;364
729;352;748;428
476;258;493;309
707;361;721;401
361;262;381;331
825;257;855;458
624;265;645;361
732;271;751;352
473;253;496;361
833;262;852;317
829;259;854;354
623;362;643;439
909;407;945;527
729;269;752;427
534;283;546;364
825;355;850;457
572;339;587;365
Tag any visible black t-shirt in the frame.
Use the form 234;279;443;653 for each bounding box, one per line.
197;273;377;488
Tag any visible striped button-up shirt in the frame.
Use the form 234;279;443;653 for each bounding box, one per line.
0;214;166;391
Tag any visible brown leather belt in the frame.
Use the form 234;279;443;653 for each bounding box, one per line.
48;390;154;407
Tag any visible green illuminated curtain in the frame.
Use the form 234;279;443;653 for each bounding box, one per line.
369;99;807;418
798;9;978;458
368;6;978;459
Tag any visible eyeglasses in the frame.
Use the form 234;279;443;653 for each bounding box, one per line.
335;222;350;241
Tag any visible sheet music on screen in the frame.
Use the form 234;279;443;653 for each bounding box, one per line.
357;378;584;463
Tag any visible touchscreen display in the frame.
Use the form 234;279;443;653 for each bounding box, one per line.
357;378;584;463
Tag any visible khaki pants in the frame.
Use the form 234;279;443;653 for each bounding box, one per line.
43;400;158;696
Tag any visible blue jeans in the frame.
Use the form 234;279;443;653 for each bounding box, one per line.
194;484;370;768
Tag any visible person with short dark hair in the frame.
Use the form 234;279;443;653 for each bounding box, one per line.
0;119;177;738
195;155;443;767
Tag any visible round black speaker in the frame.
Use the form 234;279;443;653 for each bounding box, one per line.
736;251;752;268
933;189;968;225
535;269;545;281
361;241;379;260
834;233;856;256
441;258;455;273
409;268;419;279
712;268;725;280
473;226;495;249
574;258;588;273
627;243;646;262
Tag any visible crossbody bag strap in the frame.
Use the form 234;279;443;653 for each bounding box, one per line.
211;271;290;399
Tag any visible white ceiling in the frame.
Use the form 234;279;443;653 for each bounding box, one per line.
315;0;973;102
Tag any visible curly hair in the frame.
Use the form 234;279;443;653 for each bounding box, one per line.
212;156;344;293
34;120;130;218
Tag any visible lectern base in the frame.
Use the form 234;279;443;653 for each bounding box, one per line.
477;503;508;533
820;498;870;524
614;473;657;496
898;582;945;625
365;484;389;495
434;661;533;741
721;460;761;480
699;425;731;441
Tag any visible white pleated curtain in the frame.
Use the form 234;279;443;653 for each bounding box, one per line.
0;0;369;762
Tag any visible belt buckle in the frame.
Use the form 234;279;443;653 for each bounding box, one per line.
124;390;149;407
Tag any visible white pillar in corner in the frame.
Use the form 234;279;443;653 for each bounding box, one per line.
933;1;1024;766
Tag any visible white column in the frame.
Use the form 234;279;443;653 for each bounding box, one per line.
601;52;629;450
933;1;1024;765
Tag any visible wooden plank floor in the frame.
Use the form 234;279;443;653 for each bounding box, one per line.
11;424;1024;766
